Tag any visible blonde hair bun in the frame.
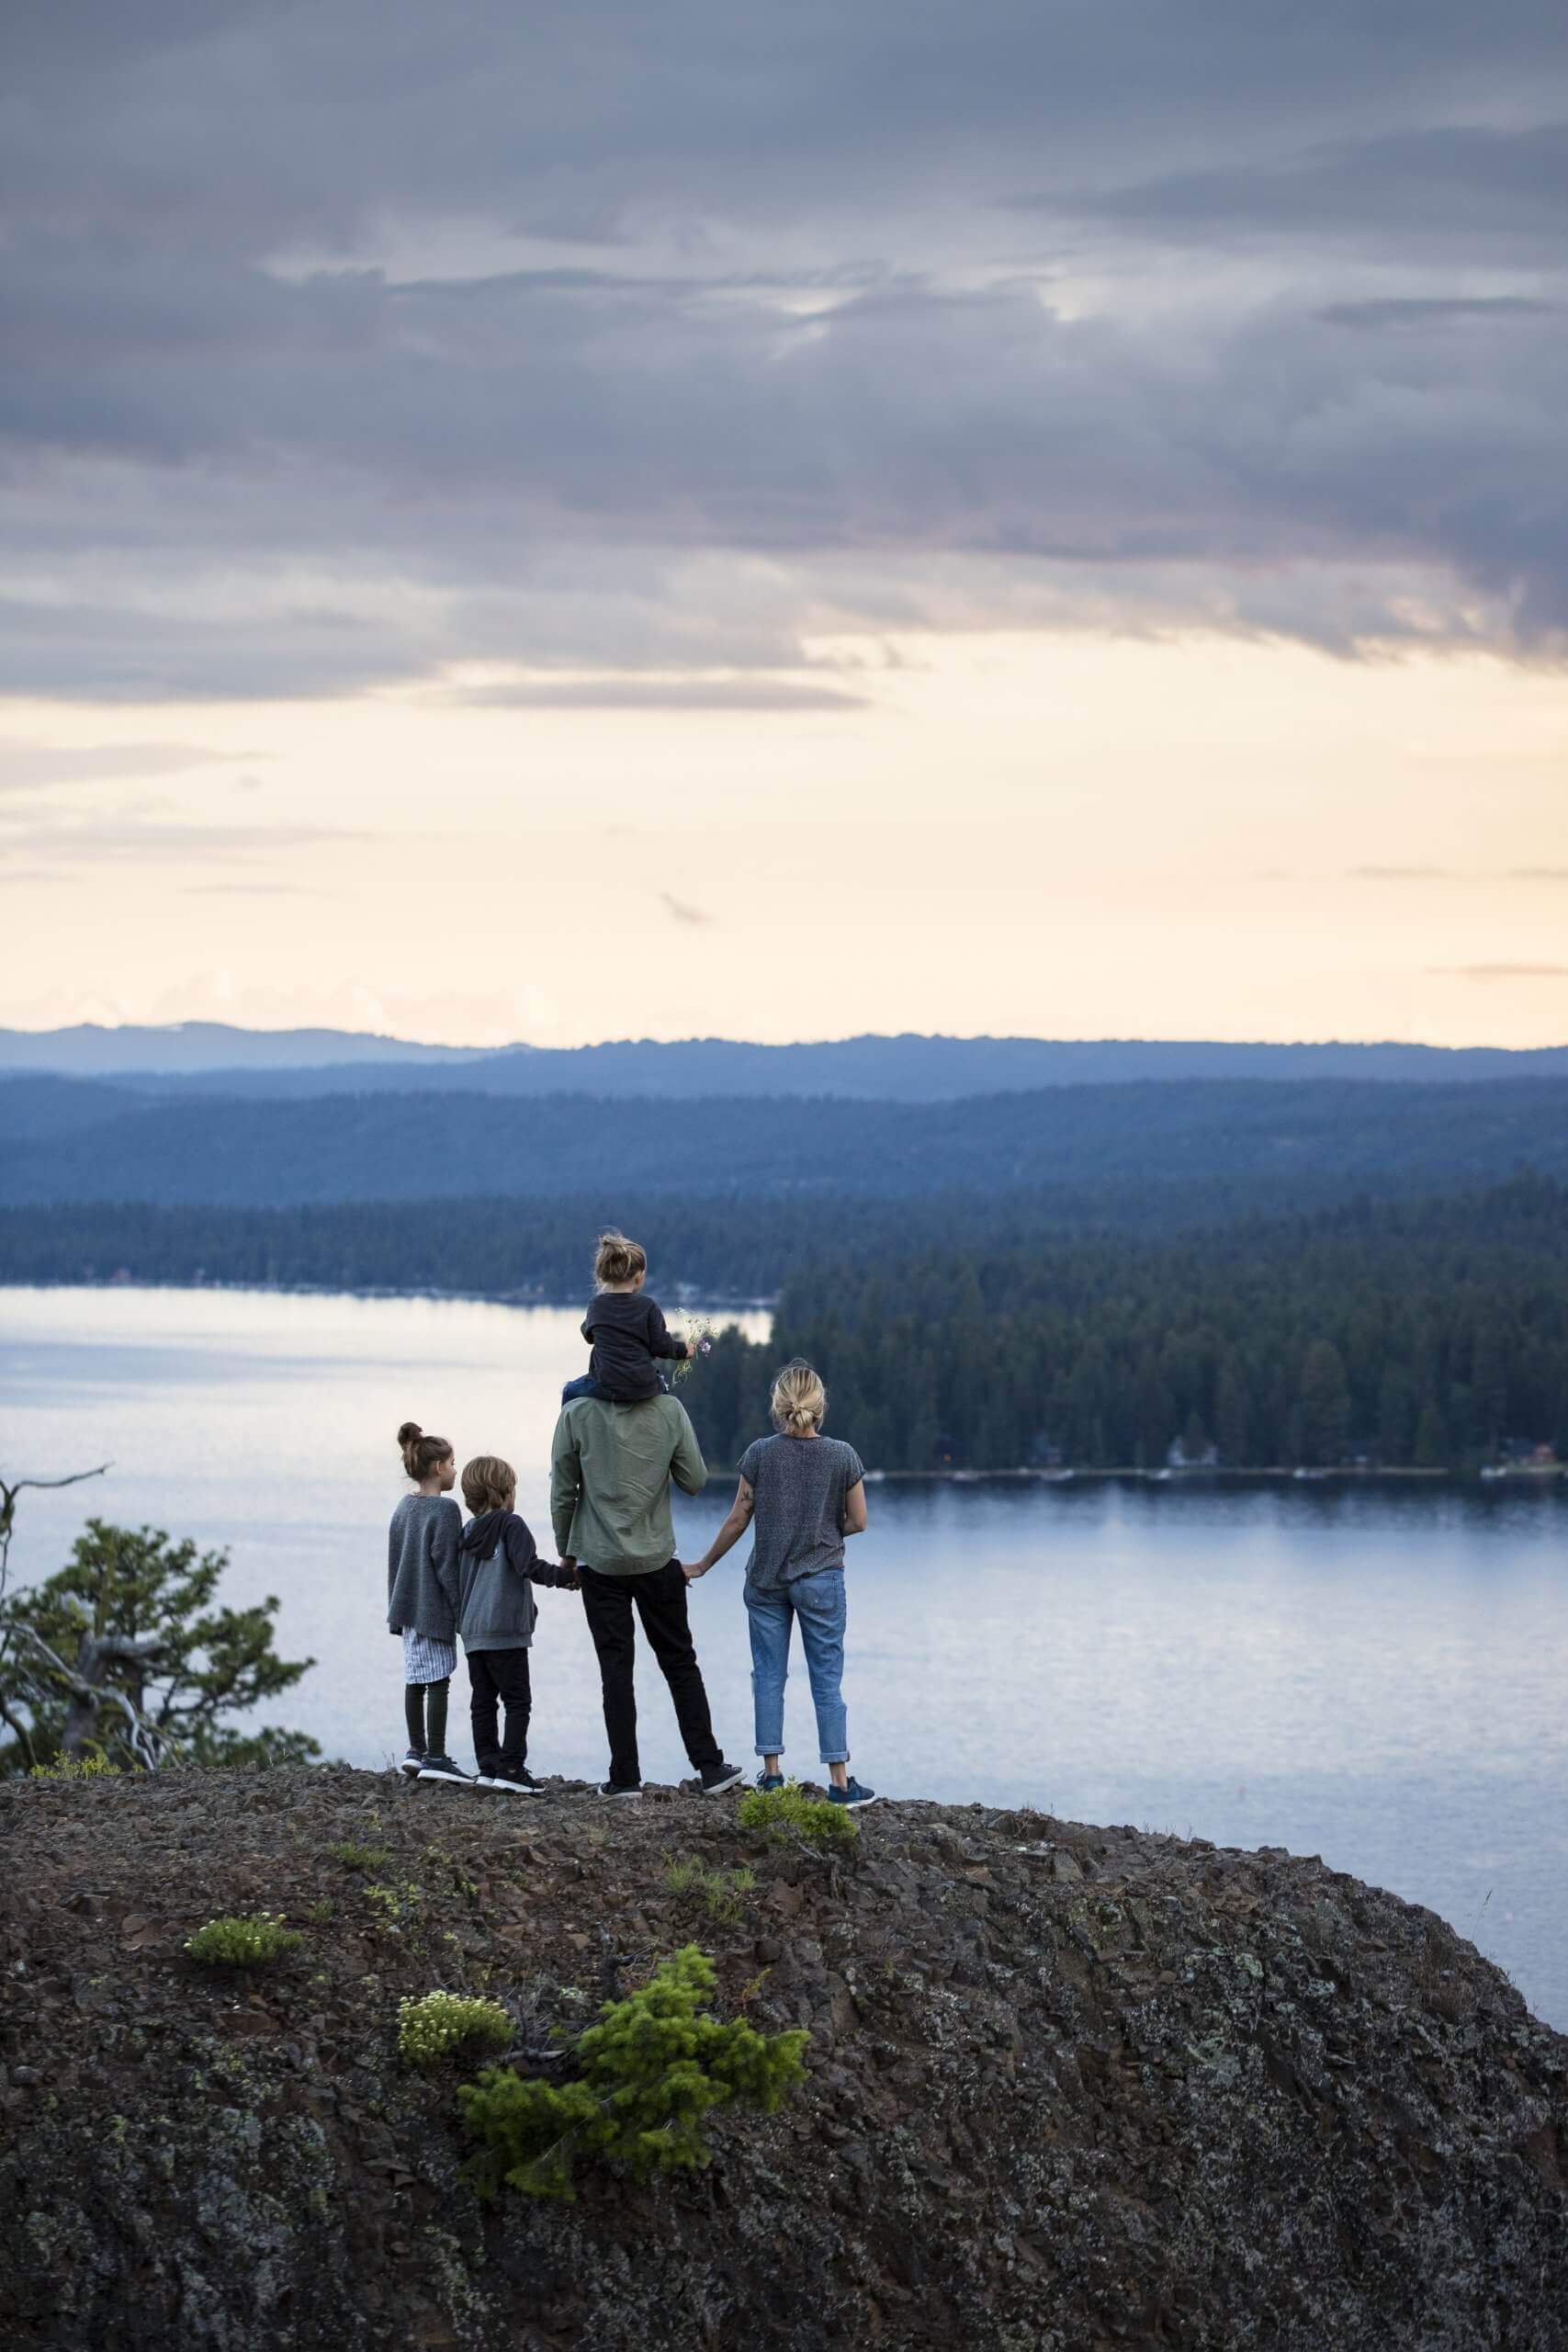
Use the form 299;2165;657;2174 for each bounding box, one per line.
593;1228;648;1288
771;1360;827;1437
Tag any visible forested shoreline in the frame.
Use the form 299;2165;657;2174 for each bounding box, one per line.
8;1178;1565;1477
682;1177;1568;1474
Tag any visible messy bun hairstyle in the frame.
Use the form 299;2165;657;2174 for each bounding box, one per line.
397;1421;452;1481
593;1228;648;1288
771;1361;827;1438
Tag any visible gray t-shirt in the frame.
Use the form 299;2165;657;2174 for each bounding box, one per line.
739;1432;865;1594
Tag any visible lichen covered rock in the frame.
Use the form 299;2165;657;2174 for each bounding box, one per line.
1;1769;1563;2349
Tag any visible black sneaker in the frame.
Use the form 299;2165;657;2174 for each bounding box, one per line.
398;1747;425;1779
598;1780;643;1800
417;1754;473;1785
699;1759;744;1796
479;1766;544;1795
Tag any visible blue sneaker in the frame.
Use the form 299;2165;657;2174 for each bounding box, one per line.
398;1747;425;1779
756;1771;785;1792
827;1778;877;1809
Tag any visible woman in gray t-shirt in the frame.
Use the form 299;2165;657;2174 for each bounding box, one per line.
685;1360;875;1808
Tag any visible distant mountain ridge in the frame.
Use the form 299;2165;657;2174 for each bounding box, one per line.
0;1023;495;1076
3;1073;1567;1212
2;1023;1566;1098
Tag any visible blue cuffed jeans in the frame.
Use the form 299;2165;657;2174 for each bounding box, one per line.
745;1568;849;1765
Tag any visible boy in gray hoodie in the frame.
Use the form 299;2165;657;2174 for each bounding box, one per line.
457;1454;578;1792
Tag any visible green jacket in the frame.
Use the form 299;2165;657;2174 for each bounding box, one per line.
549;1394;708;1576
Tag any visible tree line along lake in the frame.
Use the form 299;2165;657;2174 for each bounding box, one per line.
3;1282;1565;2030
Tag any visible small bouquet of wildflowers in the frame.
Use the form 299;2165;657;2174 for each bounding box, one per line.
671;1315;716;1384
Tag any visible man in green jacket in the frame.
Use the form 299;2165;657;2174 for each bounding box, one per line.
550;1391;742;1799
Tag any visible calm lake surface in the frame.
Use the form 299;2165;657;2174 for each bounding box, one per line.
4;1284;1566;2030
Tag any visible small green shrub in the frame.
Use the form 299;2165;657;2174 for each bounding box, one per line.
363;1880;422;1926
665;1859;757;1924
28;1753;122;1782
738;1782;858;1849
306;1897;334;1925
399;1990;514;2066
185;1913;302;1967
324;1838;392;1871
459;1944;807;2200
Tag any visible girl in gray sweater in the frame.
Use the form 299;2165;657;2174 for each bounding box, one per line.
388;1420;467;1783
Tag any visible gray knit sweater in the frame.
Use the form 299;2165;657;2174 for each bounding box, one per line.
387;1493;461;1640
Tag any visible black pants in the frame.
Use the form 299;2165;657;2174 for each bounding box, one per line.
579;1559;721;1789
467;1648;532;1775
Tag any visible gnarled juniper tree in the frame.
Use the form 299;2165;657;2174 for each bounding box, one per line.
0;1499;317;1775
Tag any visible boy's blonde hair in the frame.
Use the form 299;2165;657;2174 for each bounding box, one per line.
771;1361;827;1438
593;1229;647;1288
461;1454;516;1513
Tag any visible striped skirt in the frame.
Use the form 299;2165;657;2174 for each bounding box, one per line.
401;1628;457;1685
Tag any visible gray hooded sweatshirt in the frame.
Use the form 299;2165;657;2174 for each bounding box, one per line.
457;1509;574;1652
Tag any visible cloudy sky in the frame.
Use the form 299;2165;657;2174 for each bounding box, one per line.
3;0;1566;1047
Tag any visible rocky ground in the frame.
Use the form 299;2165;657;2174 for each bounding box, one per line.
1;1767;1565;2351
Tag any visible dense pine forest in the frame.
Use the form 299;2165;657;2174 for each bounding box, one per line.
6;1172;1567;1479
680;1178;1568;1475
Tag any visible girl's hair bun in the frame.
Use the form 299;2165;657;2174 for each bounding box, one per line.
398;1421;451;1480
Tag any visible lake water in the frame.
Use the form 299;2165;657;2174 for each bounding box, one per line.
4;1284;1566;2030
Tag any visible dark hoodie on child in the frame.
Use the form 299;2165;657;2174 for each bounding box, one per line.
457;1508;575;1781
581;1290;689;1401
456;1510;573;1649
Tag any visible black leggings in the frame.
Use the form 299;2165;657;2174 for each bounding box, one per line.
404;1679;449;1757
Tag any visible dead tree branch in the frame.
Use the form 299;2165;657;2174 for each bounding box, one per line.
0;1464;112;1601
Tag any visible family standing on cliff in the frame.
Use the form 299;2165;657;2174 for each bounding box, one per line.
385;1229;877;1809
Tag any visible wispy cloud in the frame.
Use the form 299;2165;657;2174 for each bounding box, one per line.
180;881;322;897
1317;296;1556;332
448;676;867;713
0;818;364;867
0;738;257;793
1432;964;1568;980
659;891;714;927
1351;866;1568;885
1349;865;1451;881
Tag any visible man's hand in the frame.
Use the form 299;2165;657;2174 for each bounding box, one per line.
681;1556;709;1581
559;1555;577;1578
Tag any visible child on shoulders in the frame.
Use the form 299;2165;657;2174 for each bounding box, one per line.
457;1455;577;1792
561;1229;691;1406
388;1421;468;1785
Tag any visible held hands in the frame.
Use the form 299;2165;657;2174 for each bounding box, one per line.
680;1555;710;1581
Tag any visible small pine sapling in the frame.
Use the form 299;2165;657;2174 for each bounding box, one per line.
458;1944;807;2199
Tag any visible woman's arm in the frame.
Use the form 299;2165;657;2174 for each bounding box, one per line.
841;1479;867;1538
684;1478;754;1578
